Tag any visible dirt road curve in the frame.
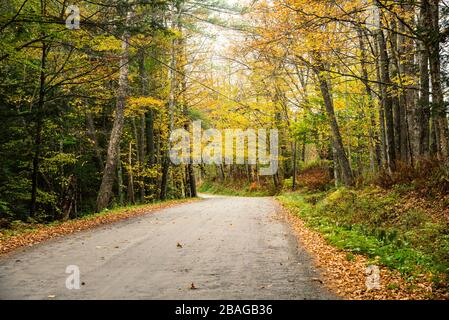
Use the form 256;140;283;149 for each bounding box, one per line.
0;194;335;300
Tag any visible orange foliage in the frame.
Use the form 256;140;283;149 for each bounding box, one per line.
297;164;332;191
249;182;258;192
376;158;449;197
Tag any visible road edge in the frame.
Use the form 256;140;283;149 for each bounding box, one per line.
276;199;446;300
0;198;201;257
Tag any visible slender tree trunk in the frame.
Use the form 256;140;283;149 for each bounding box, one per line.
127;142;135;204
374;39;387;168
160;6;179;200
418;19;431;157
117;144;124;206
398;18;414;164
131;117;143;203
332;145;341;187
178;15;197;198
388;20;403;162
219;165;225;182
427;0;449;160
182;106;197;198
146;110;155;165
314;64;353;186
430;118;439;155
96;10;131;211
86;111;104;171
377;27;396;172
292;139;297;191
138;49;147;202
358;29;381;171
188;163;197;197
30;39;48;217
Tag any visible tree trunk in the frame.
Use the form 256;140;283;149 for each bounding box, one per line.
131;117;141;203
30;40;48;217
301;134;306;161
314;64;354;186
127;142;135;204
86;111;104;171
358;28;381;171
117;144;124;206
139;114;146;201
418;13;431;157
292;139;297;191
377;27;396;172
332;144;341;187
188;163;197;197
138;49;147;202
160;6;179;200
388;20;402;162
177;11;197;198
374;40;387;168
427;0;449;160
146;110;155;165
397;20;413;164
96;10;131;211
430;118;439;155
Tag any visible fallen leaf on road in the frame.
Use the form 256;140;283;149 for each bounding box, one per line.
0;199;198;256
190;283;197;290
312;278;323;284
177;242;183;248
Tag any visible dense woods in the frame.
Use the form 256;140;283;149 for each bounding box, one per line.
1;0;449;225
201;0;449;194
0;0;206;223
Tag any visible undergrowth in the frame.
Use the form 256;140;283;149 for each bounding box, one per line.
278;187;449;291
0;198;193;240
199;180;275;197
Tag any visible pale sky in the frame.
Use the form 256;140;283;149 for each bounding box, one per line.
209;0;248;54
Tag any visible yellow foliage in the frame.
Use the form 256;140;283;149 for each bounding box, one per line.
126;97;165;117
92;36;122;52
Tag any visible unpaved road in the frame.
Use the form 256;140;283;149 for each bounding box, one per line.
0;195;335;300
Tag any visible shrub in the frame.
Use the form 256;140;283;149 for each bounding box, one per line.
296;161;332;191
375;158;449;198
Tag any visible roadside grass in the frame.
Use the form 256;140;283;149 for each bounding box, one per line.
198;181;274;197
277;188;449;290
0;198;197;247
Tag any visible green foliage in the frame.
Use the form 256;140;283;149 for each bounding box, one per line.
199;181;274;197
0;0;195;224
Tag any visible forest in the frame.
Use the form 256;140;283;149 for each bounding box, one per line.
1;0;449;298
